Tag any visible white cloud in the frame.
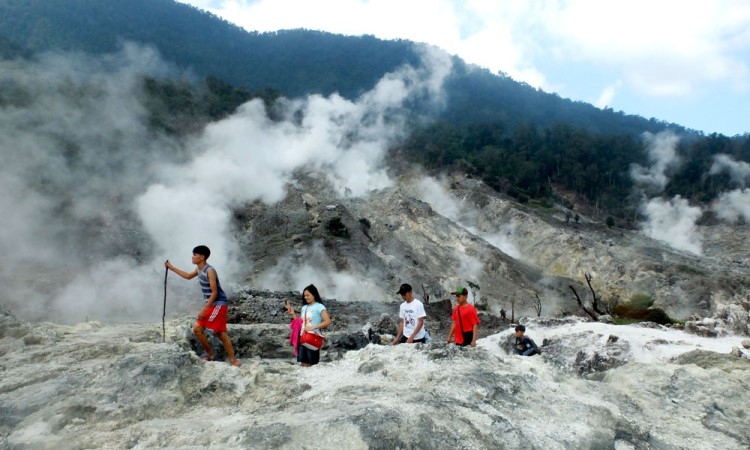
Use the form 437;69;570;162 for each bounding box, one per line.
596;80;623;108
174;1;750;135
178;0;750;99
541;0;750;96
177;0;546;88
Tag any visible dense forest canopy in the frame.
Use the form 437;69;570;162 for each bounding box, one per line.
1;0;692;136
397;121;750;224
1;0;749;223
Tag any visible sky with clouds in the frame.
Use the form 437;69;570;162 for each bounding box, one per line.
178;0;750;136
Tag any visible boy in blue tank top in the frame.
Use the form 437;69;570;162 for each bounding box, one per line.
165;245;240;367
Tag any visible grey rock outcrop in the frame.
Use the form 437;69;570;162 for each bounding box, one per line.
684;317;728;338
234;175;577;318
541;331;632;375
224;172;750;331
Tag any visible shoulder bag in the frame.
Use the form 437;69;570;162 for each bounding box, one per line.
301;307;325;350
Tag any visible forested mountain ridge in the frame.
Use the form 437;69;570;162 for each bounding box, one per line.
1;0;684;136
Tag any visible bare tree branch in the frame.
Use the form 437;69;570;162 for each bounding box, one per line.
468;281;480;305
531;293;542;317
569;285;599;321
585;273;605;315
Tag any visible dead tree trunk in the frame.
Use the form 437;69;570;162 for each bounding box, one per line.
532;293;542;317
569;285;598;321
468;281;480;307
584;273;605;315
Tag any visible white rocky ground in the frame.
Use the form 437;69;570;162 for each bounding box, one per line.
2;306;749;450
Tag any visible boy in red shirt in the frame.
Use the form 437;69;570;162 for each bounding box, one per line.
446;286;480;347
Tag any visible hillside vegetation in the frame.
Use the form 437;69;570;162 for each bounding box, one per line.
2;0;685;135
1;0;749;219
398;121;750;222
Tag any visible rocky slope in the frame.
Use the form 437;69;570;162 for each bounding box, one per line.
232;171;750;330
439;175;750;320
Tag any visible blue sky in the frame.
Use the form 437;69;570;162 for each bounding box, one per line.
179;0;750;136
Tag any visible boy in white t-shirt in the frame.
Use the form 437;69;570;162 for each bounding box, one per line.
391;283;427;345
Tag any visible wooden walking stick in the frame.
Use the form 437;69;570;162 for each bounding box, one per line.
163;262;168;343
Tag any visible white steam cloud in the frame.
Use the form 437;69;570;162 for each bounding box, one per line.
710;154;750;187
632;131;703;255
258;241;388;302
630;131;681;192
634;138;750;251
712;189;750;223
415;177;521;259
1;43;453;322
0;44;192;322
137;45;452;277
415;176;464;221
709;154;750;223
640;196;703;255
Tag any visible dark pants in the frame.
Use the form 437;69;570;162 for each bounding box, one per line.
399;335;426;344
456;330;474;346
297;346;320;365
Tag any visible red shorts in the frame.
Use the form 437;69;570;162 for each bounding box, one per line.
196;305;227;333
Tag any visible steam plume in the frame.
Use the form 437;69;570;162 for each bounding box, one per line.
630;131;680;192
258;241;387;302
415;177;521;258
705;154;750;223
632;131;703;255
0;44;187;322
640;196;703;255
712;189;750;223
137;45;452;294
0;43;453;322
710;154;750;188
